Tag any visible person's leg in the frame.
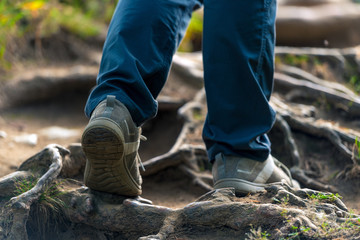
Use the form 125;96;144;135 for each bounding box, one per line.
85;0;202;126
202;0;277;162
82;0;202;196
203;0;298;194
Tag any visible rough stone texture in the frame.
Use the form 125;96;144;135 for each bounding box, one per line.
1;47;360;239
0;145;360;240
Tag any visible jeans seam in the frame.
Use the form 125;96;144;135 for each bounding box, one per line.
162;5;191;67
136;3;194;124
255;0;272;80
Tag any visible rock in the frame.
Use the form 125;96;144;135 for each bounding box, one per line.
39;126;80;140
1;142;359;240
13;133;37;146
0;131;6;139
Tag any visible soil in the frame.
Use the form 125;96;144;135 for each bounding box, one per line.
1;32;360;216
0;68;203;210
2;73;360;215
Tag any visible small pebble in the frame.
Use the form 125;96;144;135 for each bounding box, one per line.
336;211;344;217
0;131;7;139
40;126;80;140
13;133;38;146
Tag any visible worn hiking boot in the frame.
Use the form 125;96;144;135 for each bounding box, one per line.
81;95;144;196
212;153;299;196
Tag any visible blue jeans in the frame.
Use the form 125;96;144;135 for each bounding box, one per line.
85;0;277;162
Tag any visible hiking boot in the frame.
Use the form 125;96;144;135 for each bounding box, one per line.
212;153;299;196
81;95;144;196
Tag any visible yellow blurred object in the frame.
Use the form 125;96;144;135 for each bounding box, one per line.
22;1;46;11
0;15;9;25
21;1;46;18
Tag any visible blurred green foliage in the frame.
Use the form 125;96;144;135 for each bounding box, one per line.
0;0;117;67
0;0;203;70
283;54;309;66
179;10;203;52
345;61;360;94
349;75;360;93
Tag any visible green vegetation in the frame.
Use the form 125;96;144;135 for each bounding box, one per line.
311;210;360;239
308;192;342;202
349;75;360;93
246;225;271;240
273;194;290;206
345;61;360;93
192;108;204;121
178;10;203;52
13;175;68;239
0;0;117;68
283;54;310;66
0;0;203;71
279;54;322;68
0;0;116;37
284;225;311;239
277;52;360;94
274;193;360;239
343;59;360;93
355;136;360;160
14;175;65;208
13;174;37;196
338;213;360;232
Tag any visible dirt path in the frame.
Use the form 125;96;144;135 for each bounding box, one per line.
0;100;203;209
0;70;203;209
1;49;360;214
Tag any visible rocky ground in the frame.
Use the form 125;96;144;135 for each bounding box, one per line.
1;1;360;239
1;48;360;239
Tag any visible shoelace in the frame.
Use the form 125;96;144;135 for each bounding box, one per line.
137;134;147;171
273;158;295;187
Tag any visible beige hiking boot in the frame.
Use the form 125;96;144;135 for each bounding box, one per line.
81;95;144;196
212;153;299;196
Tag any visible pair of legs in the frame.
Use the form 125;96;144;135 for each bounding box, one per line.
82;0;296;196
85;0;277;161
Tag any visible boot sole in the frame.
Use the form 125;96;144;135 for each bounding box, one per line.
81;118;141;196
214;178;276;196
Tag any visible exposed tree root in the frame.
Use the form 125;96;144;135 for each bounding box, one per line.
1;148;359;240
141;87;211;194
274;72;360;117
1;47;360;239
142;145;203;177
274;114;302;167
11;145;68;206
171;50;360;193
282;114;356;161
270;98;359;191
277;64;357;96
0;66;98;109
0;145;69;240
